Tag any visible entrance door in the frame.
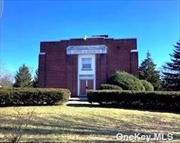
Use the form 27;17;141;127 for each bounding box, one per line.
80;79;94;96
78;54;96;96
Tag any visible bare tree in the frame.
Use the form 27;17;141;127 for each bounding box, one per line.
0;73;14;87
0;61;14;87
3;108;35;143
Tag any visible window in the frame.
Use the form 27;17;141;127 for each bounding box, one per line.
81;58;92;70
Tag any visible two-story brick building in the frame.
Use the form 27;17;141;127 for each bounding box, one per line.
38;35;138;97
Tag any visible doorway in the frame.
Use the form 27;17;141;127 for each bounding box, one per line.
78;54;96;96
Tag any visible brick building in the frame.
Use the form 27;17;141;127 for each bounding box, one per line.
38;35;138;97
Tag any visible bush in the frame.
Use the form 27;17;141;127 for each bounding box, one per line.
0;88;70;106
100;84;122;90
87;90;180;112
108;71;145;91
141;80;154;91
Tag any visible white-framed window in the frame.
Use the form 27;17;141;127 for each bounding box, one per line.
81;57;92;71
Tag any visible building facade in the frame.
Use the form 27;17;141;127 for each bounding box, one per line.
38;35;138;97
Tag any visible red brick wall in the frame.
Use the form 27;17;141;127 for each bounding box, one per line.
38;54;46;87
38;37;138;96
96;54;107;89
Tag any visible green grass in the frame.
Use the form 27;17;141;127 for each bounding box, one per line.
0;105;179;143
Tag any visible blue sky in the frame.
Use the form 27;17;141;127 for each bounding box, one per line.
0;0;180;75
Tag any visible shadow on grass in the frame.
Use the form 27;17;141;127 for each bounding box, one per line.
0;112;179;143
67;103;180;114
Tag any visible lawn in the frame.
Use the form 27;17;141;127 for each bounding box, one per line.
0;105;179;143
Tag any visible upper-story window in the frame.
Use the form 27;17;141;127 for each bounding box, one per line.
81;58;92;71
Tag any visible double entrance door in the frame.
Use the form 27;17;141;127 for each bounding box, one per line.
80;79;94;96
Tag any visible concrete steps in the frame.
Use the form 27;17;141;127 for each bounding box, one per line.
67;97;99;106
69;97;88;101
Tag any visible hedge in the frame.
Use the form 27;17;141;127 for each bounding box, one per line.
100;84;122;90
0;88;70;106
108;71;145;91
141;80;154;91
87;90;180;111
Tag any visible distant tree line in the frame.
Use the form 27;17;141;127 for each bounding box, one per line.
0;39;180;90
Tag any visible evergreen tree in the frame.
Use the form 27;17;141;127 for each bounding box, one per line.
33;69;39;88
139;52;161;90
14;64;32;87
162;40;180;90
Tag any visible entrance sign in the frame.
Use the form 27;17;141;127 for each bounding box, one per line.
67;45;107;55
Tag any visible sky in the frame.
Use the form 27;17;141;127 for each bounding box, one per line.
0;0;180;75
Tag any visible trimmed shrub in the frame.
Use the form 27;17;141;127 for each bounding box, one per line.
141;80;154;91
0;88;70;106
100;84;122;90
108;71;145;91
87;90;180;112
